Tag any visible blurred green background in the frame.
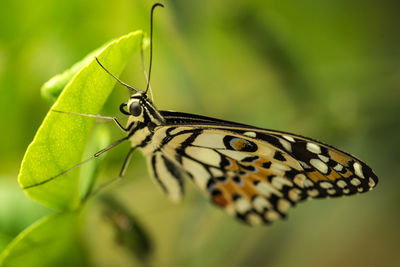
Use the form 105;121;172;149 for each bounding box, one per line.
1;0;399;266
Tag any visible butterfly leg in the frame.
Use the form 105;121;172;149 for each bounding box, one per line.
23;135;131;189
52;109;130;132
84;147;136;200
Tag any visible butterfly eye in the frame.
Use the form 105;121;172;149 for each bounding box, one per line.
129;102;142;116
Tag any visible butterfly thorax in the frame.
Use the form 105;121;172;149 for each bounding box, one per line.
123;91;166;150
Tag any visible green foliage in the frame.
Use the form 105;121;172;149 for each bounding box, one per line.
0;213;85;267
18;31;144;211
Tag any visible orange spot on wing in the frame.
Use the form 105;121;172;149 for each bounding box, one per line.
328;150;350;165
232;139;248;151
306;171;328;182
212;193;228;207
340;169;353;179
326;169;341;181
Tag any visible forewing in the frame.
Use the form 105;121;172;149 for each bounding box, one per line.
151;122;378;225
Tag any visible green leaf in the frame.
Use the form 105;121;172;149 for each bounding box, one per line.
0;212;86;267
18;30;144;211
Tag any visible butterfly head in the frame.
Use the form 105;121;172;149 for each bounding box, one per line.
120;91;165;126
119;91;147;117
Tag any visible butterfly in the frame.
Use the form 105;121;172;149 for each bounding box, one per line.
94;84;377;226
30;3;378;226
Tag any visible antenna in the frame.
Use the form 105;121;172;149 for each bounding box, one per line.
95;57;138;92
145;2;164;94
141;39;153;101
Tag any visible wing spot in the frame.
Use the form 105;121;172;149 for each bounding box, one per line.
243;131;257;138
357;187;364;192
333;163;344;172
247;213;262;225
265;210;280;221
327;188;337;195
224;136;258;152
211;189;228;207
318;154;330;163
336;180;347;188
293;174;307;187
306;142;321;154
368;177;376;188
351;178;361;186
279;138;292;152
277;199;291;213
253;196;272;212
353;162;365;178
307;189;319;197
283;135;295;142
320;181;333;189
288;188;302;202
235;198;252;214
343;188;350;194
310;159;328;174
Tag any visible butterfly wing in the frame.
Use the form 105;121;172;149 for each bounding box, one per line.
141;111;378;225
